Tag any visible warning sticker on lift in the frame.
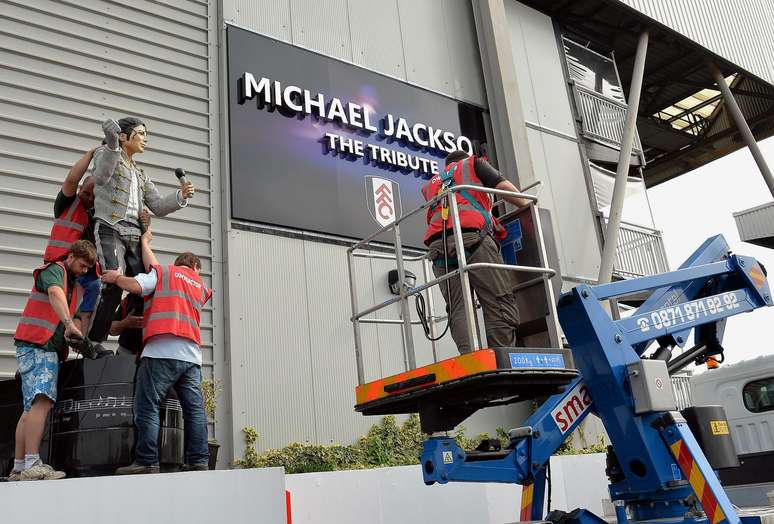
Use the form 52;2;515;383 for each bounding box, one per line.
710;420;730;435
442;451;454;464
509;353;566;369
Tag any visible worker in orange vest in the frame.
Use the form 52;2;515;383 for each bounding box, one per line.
9;239;97;481
101;227;212;474
421;150;531;354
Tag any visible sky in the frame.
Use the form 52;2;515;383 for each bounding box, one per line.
647;136;774;370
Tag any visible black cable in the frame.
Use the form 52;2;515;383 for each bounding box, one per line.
416;201;454;342
546;461;552;513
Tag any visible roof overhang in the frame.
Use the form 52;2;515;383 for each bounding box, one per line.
516;0;774;187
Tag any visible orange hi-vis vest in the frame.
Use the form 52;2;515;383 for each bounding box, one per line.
15;261;82;360
420;155;506;245
143;264;212;346
44;198;90;263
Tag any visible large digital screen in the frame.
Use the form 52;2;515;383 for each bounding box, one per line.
227;25;491;247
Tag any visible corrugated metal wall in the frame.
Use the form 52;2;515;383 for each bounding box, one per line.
617;0;774;85
223;0;486;106
0;0;219;382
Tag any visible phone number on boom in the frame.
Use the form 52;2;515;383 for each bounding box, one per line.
636;293;741;333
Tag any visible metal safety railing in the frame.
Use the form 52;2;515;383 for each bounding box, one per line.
601;218;669;279
575;85;643;154
347;183;558;385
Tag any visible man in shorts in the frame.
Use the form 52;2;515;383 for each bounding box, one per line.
8;239;97;481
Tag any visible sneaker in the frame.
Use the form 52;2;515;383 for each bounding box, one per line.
180;463;209;472
6;470;22;481
115;462;160;475
20;460;65;481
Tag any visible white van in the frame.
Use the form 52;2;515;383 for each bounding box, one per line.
691;354;774;506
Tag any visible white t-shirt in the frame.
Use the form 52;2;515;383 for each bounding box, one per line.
134;268;202;366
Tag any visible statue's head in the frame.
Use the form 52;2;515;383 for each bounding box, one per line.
118;117;147;156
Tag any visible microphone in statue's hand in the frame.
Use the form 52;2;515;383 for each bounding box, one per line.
174;167;188;185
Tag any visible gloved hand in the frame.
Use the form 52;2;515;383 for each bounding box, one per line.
69;335;97;360
102;119;120;151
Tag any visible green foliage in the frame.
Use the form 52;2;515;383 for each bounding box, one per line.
234;414;516;473
235;415;605;473
555;435;608;455
200;379;223;420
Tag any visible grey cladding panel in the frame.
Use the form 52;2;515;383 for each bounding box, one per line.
224;0;292;42
442;0;486;105
290;0;353;62
302;240;375;444
397;0;454;96
228;231;317;451
348;0;406;80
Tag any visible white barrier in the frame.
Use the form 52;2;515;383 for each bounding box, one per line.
0;455;610;524
286;454;610;524
0;468;287;524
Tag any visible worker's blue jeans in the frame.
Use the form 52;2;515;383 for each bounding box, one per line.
133;357;209;467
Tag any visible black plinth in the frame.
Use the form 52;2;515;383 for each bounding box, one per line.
0;353;184;477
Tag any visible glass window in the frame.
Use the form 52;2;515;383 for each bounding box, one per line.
743;378;774;413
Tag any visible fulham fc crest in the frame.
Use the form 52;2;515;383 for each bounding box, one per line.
365;176;402;228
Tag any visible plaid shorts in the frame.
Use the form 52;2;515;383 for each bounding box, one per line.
16;345;59;411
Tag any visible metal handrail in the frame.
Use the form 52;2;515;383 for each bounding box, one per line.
575;85;643;154
347;183;558;385
348;185;539;253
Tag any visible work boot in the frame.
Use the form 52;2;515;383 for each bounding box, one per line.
180;463;209;472
115;462;160;475
6;469;22;481
20;460;65;481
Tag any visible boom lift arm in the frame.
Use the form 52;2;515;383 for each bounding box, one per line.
420;235;771;524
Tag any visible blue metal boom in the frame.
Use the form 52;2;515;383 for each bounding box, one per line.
420;235;771;524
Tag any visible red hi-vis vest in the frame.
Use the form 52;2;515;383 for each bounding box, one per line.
44;198;89;262
143;265;212;345
420;155;506;245
15;261;82;360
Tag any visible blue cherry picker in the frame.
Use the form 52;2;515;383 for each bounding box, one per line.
347;183;774;524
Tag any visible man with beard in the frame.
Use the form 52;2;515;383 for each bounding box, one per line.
7;240;97;481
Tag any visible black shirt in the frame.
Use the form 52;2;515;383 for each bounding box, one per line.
53;190;95;245
472;158;506;188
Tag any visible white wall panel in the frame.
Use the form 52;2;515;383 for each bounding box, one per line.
527;129;600;282
505;1;576;137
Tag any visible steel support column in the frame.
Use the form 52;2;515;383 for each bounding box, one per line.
710;63;774;199
598;31;649;285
